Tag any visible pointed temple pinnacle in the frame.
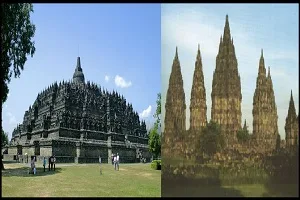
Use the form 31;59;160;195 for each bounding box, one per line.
261;49;263;57
76;57;82;71
175;46;178;59
197;44;201;60
223;14;231;42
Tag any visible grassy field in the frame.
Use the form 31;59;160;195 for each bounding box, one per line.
162;180;298;197
162;158;298;197
2;162;161;197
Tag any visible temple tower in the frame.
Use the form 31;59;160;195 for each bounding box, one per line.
73;57;85;84
252;51;278;150
266;66;279;146
285;91;298;148
190;44;207;133
211;15;242;141
163;47;186;156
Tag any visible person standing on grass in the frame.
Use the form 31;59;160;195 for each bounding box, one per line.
116;153;120;171
48;156;51;171
113;154;117;170
50;156;54;171
99;155;102;175
53;155;56;171
28;157;32;174
111;153;114;165
43;157;46;172
33;158;36;175
31;157;36;175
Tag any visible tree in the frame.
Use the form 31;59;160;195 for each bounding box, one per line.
237;122;250;143
148;93;161;159
148;125;161;159
153;93;161;127
197;120;225;157
1;3;36;170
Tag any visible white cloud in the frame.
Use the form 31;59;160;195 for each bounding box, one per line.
161;7;299;139
105;75;110;82
6;112;17;125
139;105;152;118
114;75;132;88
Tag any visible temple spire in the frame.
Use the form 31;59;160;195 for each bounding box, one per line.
286;90;297;128
259;49;266;76
197;44;201;61
290;90;295;111
175;46;178;59
76;57;82;71
190;44;207;132
243;119;247;131
223;14;231;42
73;57;85;84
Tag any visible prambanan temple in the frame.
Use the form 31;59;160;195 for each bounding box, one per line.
6;57;151;163
163;15;298;160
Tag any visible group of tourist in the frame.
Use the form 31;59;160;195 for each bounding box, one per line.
28;155;56;175
111;153;120;171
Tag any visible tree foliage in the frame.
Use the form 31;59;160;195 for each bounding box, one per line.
1;3;36;170
237;126;250;143
1;3;36;104
197;120;225;157
2;130;9;146
148;93;161;158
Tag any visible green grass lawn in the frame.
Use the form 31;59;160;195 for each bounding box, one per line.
2;162;161;197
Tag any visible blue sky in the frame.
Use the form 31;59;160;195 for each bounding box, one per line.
161;4;299;139
2;4;161;140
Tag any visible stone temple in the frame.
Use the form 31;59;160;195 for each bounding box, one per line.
6;57;151;163
252;51;279;151
162;47;186;159
285;90;299;149
211;15;242;142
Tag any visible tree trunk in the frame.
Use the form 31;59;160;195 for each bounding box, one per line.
1;159;4;170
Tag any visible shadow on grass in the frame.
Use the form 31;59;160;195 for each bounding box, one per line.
262;148;299;197
161;166;244;197
162;176;243;197
2;166;63;177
